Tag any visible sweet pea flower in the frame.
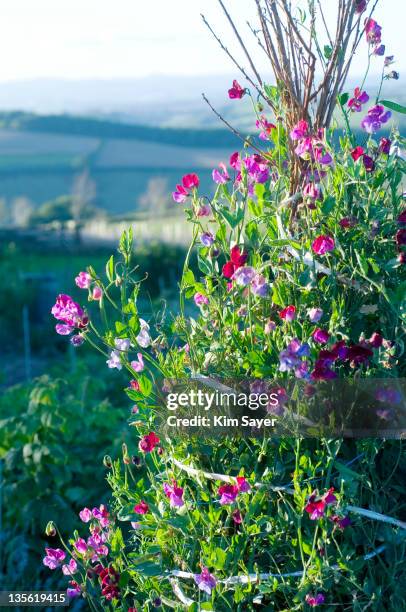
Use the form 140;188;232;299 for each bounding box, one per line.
75;271;91;289
136;319;151;348
172;183;189;203
62;559;78;576
43;548;66;570
348;87;369;112
351;145;365;161
172;173;199;202
365;18;382;45
79;507;92;522
244;154;270;183
163;481;185;507
92;286;102;300
70;334;84;347
139;432;160;453
194;567;217;595
279;339;310;377
131;353;145;373
397;210;406;225
218;483;239;505
251;273;269;296
355;0;366;14
200;231;214;247
232;509;243;524
114;337;130;352
51;294;87;333
236;476;251;493
361;105;391;133
222;245;248;279
56;324;75;335
312;235;335;255
303;183;321;201
256;115;276;140
212;162;230;184
339;216;358;229
228;79;246;99
67;581;81;598
279;305;296;322
312;328;330;344
363;154;375;172
74;538;88;554
264;319;276;333
379;137;391;154
330;514;352;529
106;349;122;370
229;151;241;170
396;228;406;246
233;266;256;286
196;203;212;217
305;593;325;607
308;308;323;323
305;488;337;520
374;44;385;56
290;119;309;140
194;292;209;307
134;500;149;514
92;504;110;528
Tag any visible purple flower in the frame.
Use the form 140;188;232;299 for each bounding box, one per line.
62;559;78;576
75;271;91;289
56;323;74;335
74;538;87;555
305;593;325;607
67;581;81;598
308;308;323;323
330;515;352;529
365;18;382;45
251;273;269;296
379;137;391;154
51;294;87;331
363;154;375;172
194;567;217;595
290;119;309;140
244;154;270;183
79;507;92;522
70;334;84;347
348;87;369;112
384;55;395;67
361;105;391;134
374;44;385;56
218;483;239;505
43;548;66;570
163;481;185;507
212;163;230;184
106;350;122;370
114;337;131;352
233;266;256;286
279;339;310;377
200;232;214;247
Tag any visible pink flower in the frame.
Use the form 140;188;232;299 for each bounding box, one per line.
194;292;209;307
348;87;369;112
339;216;358;229
365;18;382;45
233;266;256;286
131;353;145;373
79;507;92;522
163;481;185;507
134;500;149;514
194;567;217;594
62;558;78;576
303;183;321;201
56;323;74;335
139;432;160;453
106;350;122;370
279;305;296;322
212;162;230;184
312;328;330;344
92;286;102;300
308;308;323;323
43;548;66;570
244;154;270;183
256;115;276;140
368;332;383;348
355;0;366;14
228;79;246;99
236;476;251;492
172;183;189;203
290;119;309;141
196;203;212;217
229;151;241;170
75;271;91;289
182;173;200;189
305;593;325;607
74;538;87;554
312;235;335;255
232;509;243;524
92;504;110;528
218;483;239;505
51;294;87;332
351;146;365;161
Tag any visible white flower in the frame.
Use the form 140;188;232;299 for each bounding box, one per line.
106;350;122;370
114;337;131;352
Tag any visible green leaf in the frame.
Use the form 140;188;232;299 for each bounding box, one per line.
379;99;406;114
105;255;114;282
219;206;245;229
339;92;349;106
324;45;333;59
322;196;336;214
183;268;195;287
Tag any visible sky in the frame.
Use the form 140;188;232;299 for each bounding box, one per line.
0;0;404;82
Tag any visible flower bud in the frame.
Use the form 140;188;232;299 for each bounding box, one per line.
103;455;112;468
45;521;56;537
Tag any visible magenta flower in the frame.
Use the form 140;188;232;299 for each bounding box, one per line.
183;173;200;189
355;0;366;13
312;328;330;344
134;500;149;515
379;137;391;154
365;18;382;45
51;294;87;334
130;353;145;373
229;151;241;170
228;79;246;99
196;203;212;217
255;115;276;140
172;183;189;203
56;324;75;335
305;593;325;607
312;235;335;255
218;483;239;505
290;119;309;141
351;145;364;161
194;293;209;307
348;87;369;112
163;481;185;508
244;154;270;183
194;567;217;595
279;305;296;322
79;507;92;522
139;432;160;453
75;271;91;289
339;216;358;229
62;558;78;576
236;476;251;493
70;334;84;347
67;581;81;598
232;509;243;524
43;548;66;570
330;514;351;529
308;308;323;323
92;286;102;300
92;504;110;528
396;228;406;246
212;162;230;184
303;183;321;201
305;488;337;520
361;105;391;133
74;538;87;554
397;210;406;225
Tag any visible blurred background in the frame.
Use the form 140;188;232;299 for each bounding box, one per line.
0;0;404;598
